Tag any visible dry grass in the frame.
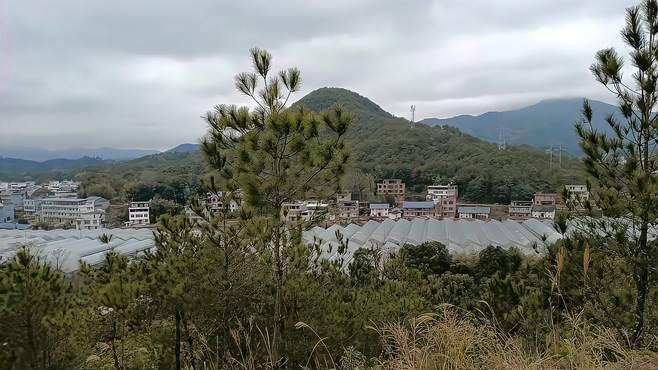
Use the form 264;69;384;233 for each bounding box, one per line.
372;308;658;370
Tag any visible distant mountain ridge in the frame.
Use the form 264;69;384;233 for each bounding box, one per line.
166;143;200;153
0;146;160;162
420;98;619;155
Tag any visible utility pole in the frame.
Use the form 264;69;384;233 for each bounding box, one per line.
559;143;562;168
549;144;553;169
410;105;416;128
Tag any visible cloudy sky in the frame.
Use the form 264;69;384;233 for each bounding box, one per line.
2;0;634;150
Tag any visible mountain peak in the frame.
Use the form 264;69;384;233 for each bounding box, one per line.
293;87;393;119
166;143;200;153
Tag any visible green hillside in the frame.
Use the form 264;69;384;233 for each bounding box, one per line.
293;88;585;202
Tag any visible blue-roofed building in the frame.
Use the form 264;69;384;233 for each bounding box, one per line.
402;201;437;218
457;206;491;220
369;203;390;218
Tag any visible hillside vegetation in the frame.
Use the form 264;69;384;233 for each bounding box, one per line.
421;98;619;155
294;87;585;202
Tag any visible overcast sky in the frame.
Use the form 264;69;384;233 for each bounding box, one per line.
1;0;634;150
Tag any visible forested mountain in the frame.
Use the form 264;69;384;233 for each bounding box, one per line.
0;156;113;182
293;88;584;202
166;143;200;153
421;98;619;155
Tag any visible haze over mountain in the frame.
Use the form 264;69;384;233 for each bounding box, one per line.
421;98;619;155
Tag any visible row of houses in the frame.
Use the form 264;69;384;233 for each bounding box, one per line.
368;202;491;220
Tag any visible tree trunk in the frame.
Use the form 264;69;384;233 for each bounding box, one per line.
632;222;649;347
175;308;182;370
272;222;283;368
111;320;121;370
182;311;196;370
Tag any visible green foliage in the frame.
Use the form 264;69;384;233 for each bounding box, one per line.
574;0;658;345
0;248;74;369
400;241;451;276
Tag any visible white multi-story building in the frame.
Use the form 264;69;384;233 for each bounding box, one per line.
40;197;109;227
127;201;151;226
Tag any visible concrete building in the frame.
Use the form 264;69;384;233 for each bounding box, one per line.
402;201;437;218
369;203;391;218
0;203;15;223
457;206;491;220
40;197;109;227
426;184;457;202
533;192;557;206
338;200;359;219
76;209;105;230
23;198;42;214
336;193;359;220
377;179;405;205
426;184;458;218
509;201;532;220
127;201;151;226
531;205;556;220
47;180;79;194
565;185;589;203
0;192;25;211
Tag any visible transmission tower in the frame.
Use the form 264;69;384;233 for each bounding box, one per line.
497;127;507;150
410;105;416;128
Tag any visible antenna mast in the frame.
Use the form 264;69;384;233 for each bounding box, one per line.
410;105;416;128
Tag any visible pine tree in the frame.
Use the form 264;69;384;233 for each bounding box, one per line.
201;48;351;365
576;0;658;346
0;248;72;369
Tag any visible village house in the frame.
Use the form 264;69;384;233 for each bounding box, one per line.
531;204;556;220
508;200;532;219
457;206;491;220
377;179;405;206
426;184;458;218
127;201;151;226
281;200;329;223
369;203;391;218
207;192;241;213
402;201;437;218
533;192;557;206
565;184;589;205
337;193;359;220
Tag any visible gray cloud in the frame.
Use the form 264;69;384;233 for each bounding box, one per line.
1;0;635;150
